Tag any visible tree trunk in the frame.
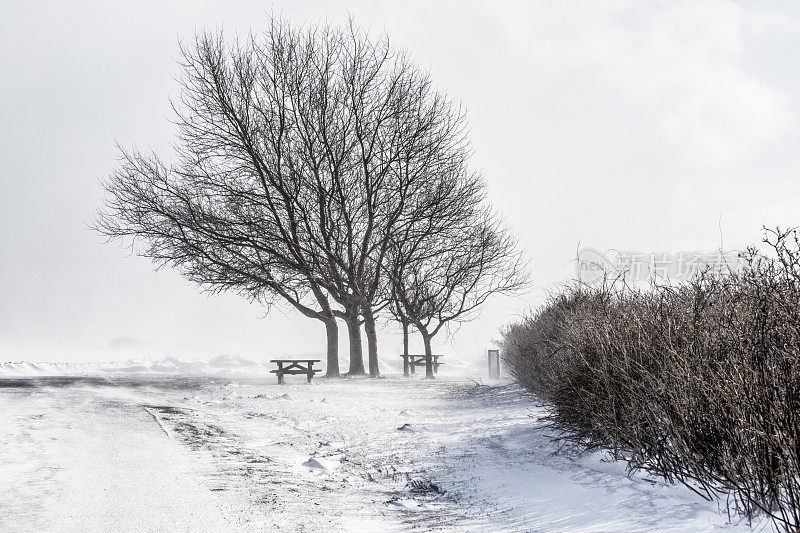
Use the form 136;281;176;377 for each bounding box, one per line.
323;316;339;377
345;310;366;375
307;284;339;378
421;328;434;379
402;321;410;376
363;306;380;378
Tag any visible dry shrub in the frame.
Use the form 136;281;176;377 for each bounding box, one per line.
503;228;800;531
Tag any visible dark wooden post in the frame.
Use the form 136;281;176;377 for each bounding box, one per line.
277;361;285;384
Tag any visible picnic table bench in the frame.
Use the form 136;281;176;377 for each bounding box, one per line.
270;359;321;383
400;354;444;376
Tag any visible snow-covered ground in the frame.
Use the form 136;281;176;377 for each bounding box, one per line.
0;361;763;532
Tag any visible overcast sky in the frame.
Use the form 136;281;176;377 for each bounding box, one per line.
2;0;799;364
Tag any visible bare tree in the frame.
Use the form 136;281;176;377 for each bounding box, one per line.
95;17;474;378
389;190;529;378
95;147;345;375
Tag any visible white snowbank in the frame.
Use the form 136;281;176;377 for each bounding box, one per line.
302;457;339;470
0;355;271;378
0;353;487;379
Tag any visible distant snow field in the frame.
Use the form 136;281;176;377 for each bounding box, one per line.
0;359;759;532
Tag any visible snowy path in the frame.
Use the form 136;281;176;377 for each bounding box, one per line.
0;375;757;532
0;377;230;531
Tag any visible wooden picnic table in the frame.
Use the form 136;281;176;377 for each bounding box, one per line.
400;354;444;376
270;359;321;383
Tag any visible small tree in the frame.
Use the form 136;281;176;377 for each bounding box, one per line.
388;167;528;378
